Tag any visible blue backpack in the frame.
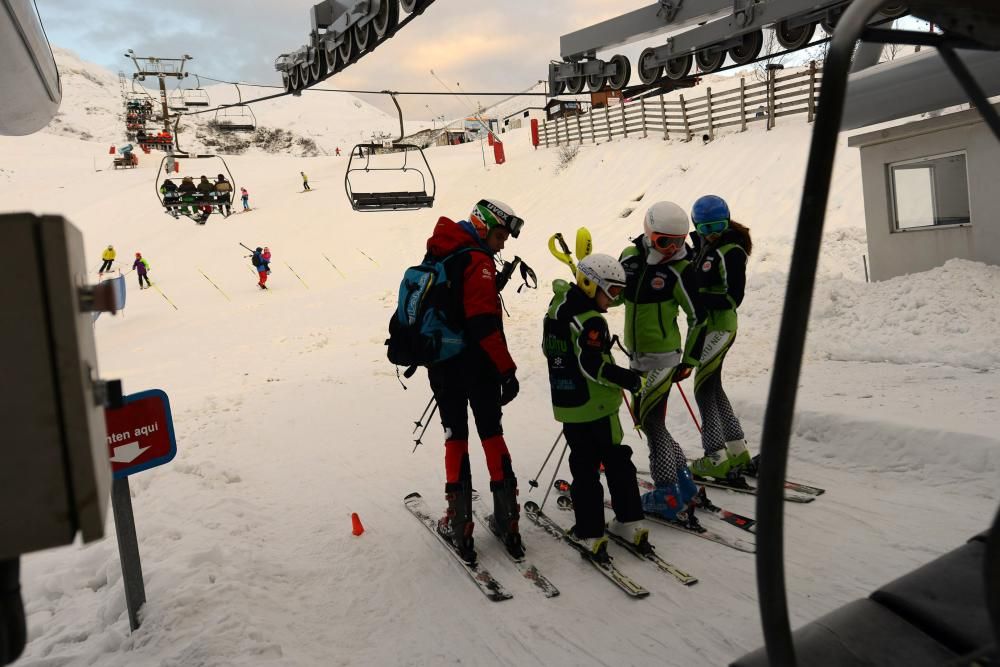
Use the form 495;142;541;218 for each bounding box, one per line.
386;248;481;374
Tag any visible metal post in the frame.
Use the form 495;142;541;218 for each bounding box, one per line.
575;112;584;146
620;99;629;138
862;254;870;282
604;103;612;140
112;477;146;632
554;117;560;146
589;107;596;143
157;77;170;135
660;94;668;140
706;87;714;141
740;77;747;132
807;61;817;123
767;67;777;130
640;97;648;137
680;94;691;141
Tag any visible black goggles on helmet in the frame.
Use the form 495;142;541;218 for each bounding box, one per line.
477;199;524;238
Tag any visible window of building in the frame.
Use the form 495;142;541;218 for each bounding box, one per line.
888;151;971;231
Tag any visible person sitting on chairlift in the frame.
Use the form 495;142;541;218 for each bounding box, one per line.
215;173;233;216
160;179;179;217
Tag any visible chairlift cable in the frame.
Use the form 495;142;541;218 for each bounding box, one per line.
188;72;552;97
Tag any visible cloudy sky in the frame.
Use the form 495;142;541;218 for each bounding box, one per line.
39;0;652;119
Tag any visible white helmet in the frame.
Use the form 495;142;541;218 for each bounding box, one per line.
576;253;626;302
642;201;689;259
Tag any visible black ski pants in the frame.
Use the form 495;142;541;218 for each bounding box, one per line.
565;415;644;538
99;260;113;273
427;353;503;444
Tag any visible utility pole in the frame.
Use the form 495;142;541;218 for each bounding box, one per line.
123;50;191;139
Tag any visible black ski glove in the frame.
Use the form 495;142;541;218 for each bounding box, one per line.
622;369;643;394
499;373;519;406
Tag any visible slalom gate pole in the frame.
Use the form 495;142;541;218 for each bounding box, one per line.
198;268;231;301
284;262;309;289
412;402;438;453
539;440;569;512
676;384;702;433
150;284;179;310
358;249;378;265
527;430;563;492
323;253;346;278
412;396;435;434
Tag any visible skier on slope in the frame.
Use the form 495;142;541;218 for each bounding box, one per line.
300;172;311;191
426;199;525;565
132;252;152;289
686;195;757;479
619;201;707;520
240;187;250;211
251;246;270;289
99;245;116;274
543;253;648;559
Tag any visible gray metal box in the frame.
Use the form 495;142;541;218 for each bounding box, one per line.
0;214;110;559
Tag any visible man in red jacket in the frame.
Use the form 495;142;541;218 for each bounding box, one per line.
426;198;525;564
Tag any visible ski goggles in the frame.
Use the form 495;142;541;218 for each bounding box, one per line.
604;283;625;299
649;232;687;253
695;219;729;236
475;199;524;238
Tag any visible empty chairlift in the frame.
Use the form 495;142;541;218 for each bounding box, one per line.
183;75;210;107
344;94;436;212
213;84;256;132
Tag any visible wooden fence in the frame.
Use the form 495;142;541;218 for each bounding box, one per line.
539;62;821;147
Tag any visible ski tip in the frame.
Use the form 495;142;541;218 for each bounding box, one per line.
404;491;422;501
524;501;540;513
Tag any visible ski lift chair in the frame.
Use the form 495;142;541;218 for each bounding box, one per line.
183;75;210;107
733;1;1000;666
155;153;237;223
213;105;256;132
344;94;436;212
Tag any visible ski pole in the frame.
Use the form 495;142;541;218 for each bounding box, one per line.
284;262;309;289
413;396;435;433
412;402;438;453
358;249;378;265
528;430;563;492
676;384;702;433
323;253;346;278
198;268;231;301
539;440;569;512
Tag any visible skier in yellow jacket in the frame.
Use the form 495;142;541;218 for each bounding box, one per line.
99;245;116;274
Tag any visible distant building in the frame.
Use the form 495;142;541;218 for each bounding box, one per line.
501;107;544;133
545;99;587;121
848;103;1000;280
590;89;623;109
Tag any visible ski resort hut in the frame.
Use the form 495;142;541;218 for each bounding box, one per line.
544;99;587;121
848;102;1000;281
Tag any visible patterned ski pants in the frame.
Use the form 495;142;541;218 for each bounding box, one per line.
640;377;686;486
694;330;745;455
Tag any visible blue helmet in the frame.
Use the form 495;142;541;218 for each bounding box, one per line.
691;195;730;236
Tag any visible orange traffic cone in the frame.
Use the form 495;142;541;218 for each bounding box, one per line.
351;512;365;536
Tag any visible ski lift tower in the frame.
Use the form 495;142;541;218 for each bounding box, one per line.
123;50;191;136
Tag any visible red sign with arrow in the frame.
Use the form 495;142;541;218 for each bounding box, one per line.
104;389;177;479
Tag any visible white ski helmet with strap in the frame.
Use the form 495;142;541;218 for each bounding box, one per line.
642;201;690;261
576;253;626;302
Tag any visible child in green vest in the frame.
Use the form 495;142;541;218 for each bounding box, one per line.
543;253;648;560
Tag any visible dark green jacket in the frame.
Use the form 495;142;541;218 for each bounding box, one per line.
543;282;639;423
619;237;706;367
689;229;749;332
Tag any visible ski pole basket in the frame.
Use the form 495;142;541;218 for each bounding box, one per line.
343;92;436;212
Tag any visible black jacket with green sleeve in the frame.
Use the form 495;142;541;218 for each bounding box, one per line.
543;281;640;424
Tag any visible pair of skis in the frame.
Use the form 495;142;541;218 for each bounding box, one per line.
558;477;756;554
404;492;559;602
685;461;825;504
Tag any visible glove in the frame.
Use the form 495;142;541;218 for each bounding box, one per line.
672;363;693;383
499;373;520;406
622;369;643;394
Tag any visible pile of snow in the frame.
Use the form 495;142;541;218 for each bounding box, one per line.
2;50;997;667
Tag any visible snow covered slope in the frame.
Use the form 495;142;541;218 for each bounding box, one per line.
3;51;998;667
